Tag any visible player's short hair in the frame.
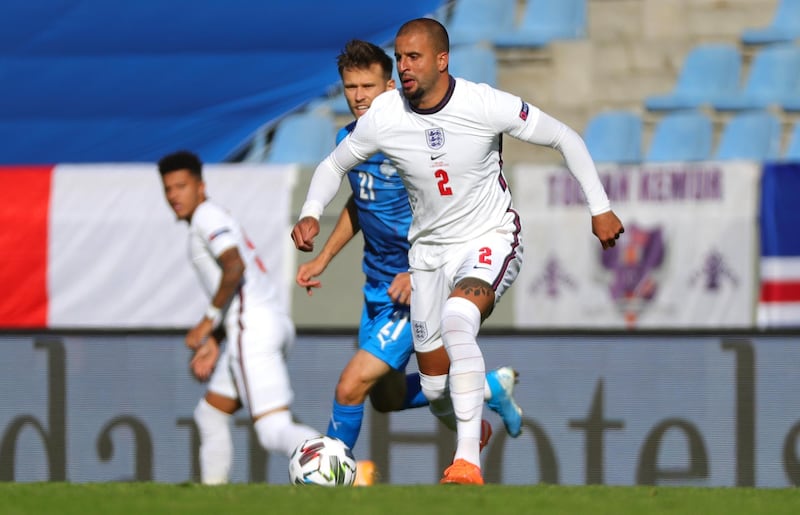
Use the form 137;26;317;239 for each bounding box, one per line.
337;40;393;81
397;17;450;54
158;150;203;179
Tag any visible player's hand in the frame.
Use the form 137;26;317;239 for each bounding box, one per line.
297;258;327;296
185;317;213;350
388;272;411;306
190;336;220;382
291;217;320;252
592;210;624;250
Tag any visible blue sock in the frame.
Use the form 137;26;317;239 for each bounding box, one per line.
402;373;429;409
327;399;364;450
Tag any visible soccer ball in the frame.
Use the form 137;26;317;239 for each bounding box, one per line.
288;435;357;486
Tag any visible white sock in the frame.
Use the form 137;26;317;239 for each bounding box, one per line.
194;399;232;485
419;372;456;431
254;410;319;457
441;297;484;467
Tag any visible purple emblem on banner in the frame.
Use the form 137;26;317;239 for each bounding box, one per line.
601;224;665;327
529;256;577;298
689;249;738;291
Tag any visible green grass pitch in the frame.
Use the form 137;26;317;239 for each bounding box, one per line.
2;483;799;515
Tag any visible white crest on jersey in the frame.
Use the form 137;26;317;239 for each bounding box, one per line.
379;159;397;177
425;127;445;149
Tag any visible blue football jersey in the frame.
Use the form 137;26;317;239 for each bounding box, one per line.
338;122;411;282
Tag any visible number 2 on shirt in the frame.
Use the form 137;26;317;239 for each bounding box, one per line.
434;169;452;196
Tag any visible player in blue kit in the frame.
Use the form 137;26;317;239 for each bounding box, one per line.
295;41;522;484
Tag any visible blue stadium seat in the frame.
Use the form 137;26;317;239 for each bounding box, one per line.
645;44;742;111
714;111;782;161
449;44;498;86
645;110;714;162
741;0;800;45
265;110;336;165
712;43;800;111
582;110;643;164
783;121;800;161
447;0;516;46
493;0;586;48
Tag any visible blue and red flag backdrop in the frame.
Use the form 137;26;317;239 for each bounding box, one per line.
758;162;800;327
0;1;443;164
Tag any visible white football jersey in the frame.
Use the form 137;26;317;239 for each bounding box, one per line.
189;200;281;320
304;76;610;269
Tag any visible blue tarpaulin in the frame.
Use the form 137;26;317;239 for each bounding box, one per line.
0;1;443;163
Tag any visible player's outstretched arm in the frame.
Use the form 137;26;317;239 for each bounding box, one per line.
291;217;320;252
185;247;243;350
190;336;220;382
296;196;360;295
592;210;625;249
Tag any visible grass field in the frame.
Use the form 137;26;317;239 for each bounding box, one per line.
2;483;798;515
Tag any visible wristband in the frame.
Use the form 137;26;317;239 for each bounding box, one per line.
204;304;222;328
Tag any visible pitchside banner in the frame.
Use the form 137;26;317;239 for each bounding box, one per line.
512;161;760;328
0;164;297;328
1;333;799;487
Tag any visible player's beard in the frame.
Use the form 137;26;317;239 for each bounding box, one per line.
402;85;425;106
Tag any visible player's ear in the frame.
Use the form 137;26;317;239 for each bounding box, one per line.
438;51;448;73
386;78;396;91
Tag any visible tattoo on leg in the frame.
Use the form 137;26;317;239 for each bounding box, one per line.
456;277;493;298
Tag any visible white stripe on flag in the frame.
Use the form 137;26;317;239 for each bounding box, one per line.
758;302;800;328
761;256;800;280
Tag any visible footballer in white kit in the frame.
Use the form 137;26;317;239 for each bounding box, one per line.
189;200;296;415
160;150;318;485
294;17;623;485
301;76;611;351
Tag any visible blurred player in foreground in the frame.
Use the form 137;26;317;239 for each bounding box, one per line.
293;20;624;484
295;40;524;485
159;150;319;484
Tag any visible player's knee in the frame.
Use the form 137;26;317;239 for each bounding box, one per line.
419;372;448;403
334;374;371;405
254;410;292;453
441;297;481;339
194;399;230;435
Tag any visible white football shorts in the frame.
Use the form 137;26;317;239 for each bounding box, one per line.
410;212;523;353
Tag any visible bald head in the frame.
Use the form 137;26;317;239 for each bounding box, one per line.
396;18;449;54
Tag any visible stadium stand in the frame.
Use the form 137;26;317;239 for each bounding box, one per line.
714;110;782;161
741;0;800;45
582;110;643;164
446;0;516;46
783;121;800;161
645;110;714;163
644;44;742;111
265;109;336;165
449;43;498;86
712;43;800;111
493;0;586;48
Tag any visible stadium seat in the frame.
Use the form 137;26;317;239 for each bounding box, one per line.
712;43;800;111
783;122;800;161
644;44;742;111
447;0;516;46
493;0;586;48
645;110;714;162
265;109;336;165
741;0;800;45
582;110;643;164
449;44;498;86
714;110;782;161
